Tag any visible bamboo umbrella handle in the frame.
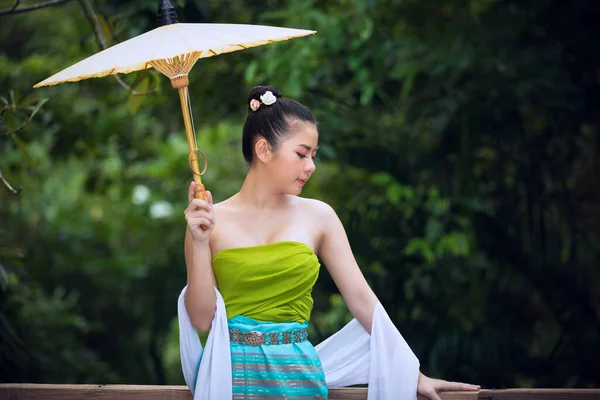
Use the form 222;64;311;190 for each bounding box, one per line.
194;181;207;200
177;86;210;230
178;86;208;202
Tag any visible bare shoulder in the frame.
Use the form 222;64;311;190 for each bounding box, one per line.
292;197;346;257
293;196;338;223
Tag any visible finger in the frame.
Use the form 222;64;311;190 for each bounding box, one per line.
188;211;214;225
185;210;213;226
438;381;481;392
206;190;213;205
185;212;213;226
424;389;441;400
188;181;195;202
188;217;212;230
189;198;212;211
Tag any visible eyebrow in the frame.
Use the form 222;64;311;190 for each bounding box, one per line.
297;144;319;151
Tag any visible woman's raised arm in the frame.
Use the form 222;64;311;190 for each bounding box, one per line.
183;181;217;332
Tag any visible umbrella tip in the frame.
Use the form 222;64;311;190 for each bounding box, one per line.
157;0;179;26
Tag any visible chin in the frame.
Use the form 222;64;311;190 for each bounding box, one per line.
287;185;303;196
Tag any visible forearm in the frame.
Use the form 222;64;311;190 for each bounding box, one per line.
346;287;379;335
184;230;217;331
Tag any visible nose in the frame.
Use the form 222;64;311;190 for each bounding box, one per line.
306;157;316;174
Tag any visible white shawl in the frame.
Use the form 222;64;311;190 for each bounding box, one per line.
178;286;420;400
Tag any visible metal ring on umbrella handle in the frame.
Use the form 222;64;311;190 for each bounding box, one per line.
188;148;208;177
188;148;208;203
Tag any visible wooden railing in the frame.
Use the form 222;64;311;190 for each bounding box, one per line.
0;385;599;400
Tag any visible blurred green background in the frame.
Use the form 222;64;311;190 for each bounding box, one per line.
1;0;599;389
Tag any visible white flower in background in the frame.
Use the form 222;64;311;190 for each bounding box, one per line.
150;201;173;219
132;185;150;205
260;91;277;105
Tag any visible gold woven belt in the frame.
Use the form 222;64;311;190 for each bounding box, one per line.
229;328;308;346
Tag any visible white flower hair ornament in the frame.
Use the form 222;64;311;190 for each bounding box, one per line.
249;90;278;112
260;91;277;106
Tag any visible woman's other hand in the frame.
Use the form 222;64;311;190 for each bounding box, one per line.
184;181;215;243
417;372;480;400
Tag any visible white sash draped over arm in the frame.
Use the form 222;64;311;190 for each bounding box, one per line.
315;302;420;400
178;286;232;399
178;286;419;400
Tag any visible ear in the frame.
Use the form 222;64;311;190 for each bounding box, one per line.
254;137;272;164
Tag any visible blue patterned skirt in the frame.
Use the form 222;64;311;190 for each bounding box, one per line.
228;316;328;399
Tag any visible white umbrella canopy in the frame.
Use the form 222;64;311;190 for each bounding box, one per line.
33;0;315;202
33;23;315;88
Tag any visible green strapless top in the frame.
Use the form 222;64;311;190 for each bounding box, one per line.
212;241;320;323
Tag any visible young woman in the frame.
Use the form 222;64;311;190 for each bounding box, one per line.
183;85;479;399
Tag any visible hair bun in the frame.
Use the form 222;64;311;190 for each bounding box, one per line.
247;85;282;104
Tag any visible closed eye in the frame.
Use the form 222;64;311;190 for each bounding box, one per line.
296;152;308;159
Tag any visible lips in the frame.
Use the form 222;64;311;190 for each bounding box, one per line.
296;179;307;186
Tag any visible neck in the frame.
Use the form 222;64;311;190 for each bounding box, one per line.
236;166;288;209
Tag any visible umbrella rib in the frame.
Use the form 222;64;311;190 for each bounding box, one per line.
171;27;200;62
181;24;298;58
96;30;151;76
100;34;149;76
187;25;242;56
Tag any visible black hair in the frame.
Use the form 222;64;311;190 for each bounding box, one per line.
242;85;316;164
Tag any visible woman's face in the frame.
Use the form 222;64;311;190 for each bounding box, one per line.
266;119;319;195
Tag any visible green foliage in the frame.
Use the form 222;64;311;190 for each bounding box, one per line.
1;0;599;390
